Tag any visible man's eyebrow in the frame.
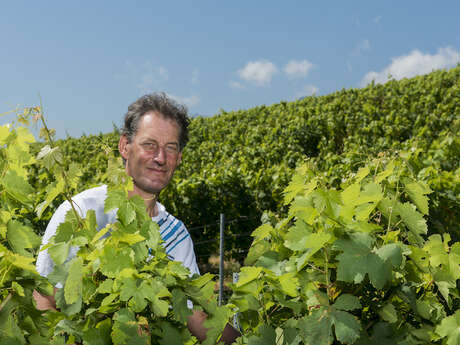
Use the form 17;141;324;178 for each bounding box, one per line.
140;138;179;145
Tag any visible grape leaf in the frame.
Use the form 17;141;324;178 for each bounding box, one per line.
299;310;334;345
449;242;460;280
290;197;319;225
335;233;391;289
0;313;26;345
66;162;82;189
255;251;283;275
295;232;332;271
48;242;71;266
1;169;33;204
11;281;25;297
435;309;460;345
355;166;370;183
332;310;361;344
424;234;449;267
65;257;83;305
55;286;82;316
36;180;65;219
433;266;457;306
0;124;11;143
99;246;134;277
334;294;361;311
82;318;112;345
151;296;170;317
171;289;193;323
247;325;277;345
341;183;360;206
36;145;63;170
251;223;274;243
115;232;145;245
119;278;154;313
97;279;114;294
104;189;126;213
112;309;149;345
279;272;299;297
5;143;34;170
395;202;427;245
403;179;431;215
15;127;35;151
54;221;74;243
284;220;313;251
6;220;40;256
159;321;184;345
202;305;234;345
284;167;316;205
375;243;403;268
235;267;263;287
379;303;398;323
375;161;395;183
117;202;136;226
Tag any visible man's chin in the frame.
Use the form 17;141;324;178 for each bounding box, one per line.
133;180;167;195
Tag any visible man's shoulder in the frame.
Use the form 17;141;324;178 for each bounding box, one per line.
62;185;108;214
73;185;108;201
155;202;184;227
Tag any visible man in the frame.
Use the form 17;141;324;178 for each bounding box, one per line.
34;93;239;344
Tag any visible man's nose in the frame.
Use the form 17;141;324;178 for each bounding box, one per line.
154;146;166;165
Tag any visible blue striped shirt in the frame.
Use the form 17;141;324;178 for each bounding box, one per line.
37;185;200;278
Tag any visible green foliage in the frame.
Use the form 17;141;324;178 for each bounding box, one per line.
26;66;460;265
2;65;459;343
230;155;460;344
0;115;54;344
1;108;231;344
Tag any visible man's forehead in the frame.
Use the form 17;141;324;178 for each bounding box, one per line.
140;111;179;126
134;112;180;140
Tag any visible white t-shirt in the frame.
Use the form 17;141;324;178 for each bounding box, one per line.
36;185;200;277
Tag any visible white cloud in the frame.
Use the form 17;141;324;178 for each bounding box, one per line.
167;93;200;108
350;39;371;58
229;80;246;90
237;60;278;86
157;66;168;80
347;39;371;71
191;68;199;85
361;46;460;86
116;60;169;94
295;84;318;98
284;59;314;79
358;39;370;53
137;61;169;93
347;61;353;72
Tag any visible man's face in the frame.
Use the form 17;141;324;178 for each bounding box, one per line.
119;111;182;196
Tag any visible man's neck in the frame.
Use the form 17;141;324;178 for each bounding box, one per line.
128;188;159;217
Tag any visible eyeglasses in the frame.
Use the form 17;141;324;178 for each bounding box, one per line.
139;141;180;156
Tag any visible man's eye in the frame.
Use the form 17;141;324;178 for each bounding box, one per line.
142;143;157;150
166;145;179;154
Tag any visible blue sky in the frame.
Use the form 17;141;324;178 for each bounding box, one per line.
1;1;460;138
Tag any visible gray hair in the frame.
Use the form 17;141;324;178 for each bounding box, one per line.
121;93;190;150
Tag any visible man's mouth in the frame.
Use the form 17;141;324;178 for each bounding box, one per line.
146;167;166;173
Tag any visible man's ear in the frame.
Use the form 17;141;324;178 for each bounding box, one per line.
118;135;129;160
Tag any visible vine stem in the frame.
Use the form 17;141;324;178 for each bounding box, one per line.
307;263;325;274
385;162;402;244
0;265;11;287
324;248;330;300
257;275;270;324
0;292;12;312
36;98;84;229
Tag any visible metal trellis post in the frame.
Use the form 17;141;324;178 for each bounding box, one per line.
219;213;225;306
